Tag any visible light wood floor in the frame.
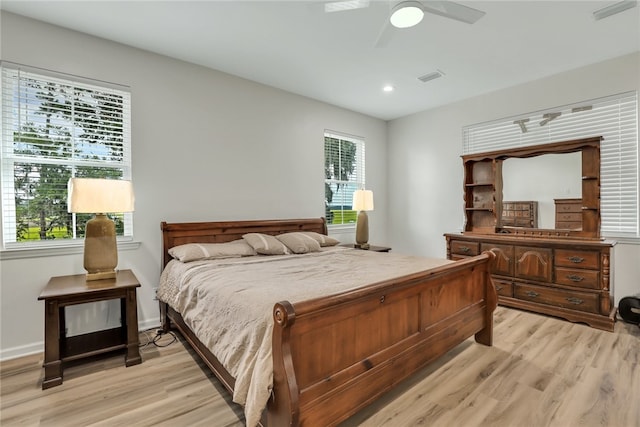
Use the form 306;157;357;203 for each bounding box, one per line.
1;307;638;427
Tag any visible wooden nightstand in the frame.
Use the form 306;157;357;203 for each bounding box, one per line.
38;269;142;389
341;244;392;253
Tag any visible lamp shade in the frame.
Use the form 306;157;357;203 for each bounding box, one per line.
390;1;424;28
68;178;135;213
352;189;374;211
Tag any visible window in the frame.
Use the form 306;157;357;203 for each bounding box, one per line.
463;91;638;239
1;63;132;249
324;131;365;227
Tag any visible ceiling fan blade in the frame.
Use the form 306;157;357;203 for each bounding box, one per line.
422;0;486;24
324;0;370;13
373;19;394;48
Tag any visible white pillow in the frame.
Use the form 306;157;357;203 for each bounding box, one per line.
169;239;256;262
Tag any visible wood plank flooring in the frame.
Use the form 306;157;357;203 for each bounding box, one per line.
1;307;638;426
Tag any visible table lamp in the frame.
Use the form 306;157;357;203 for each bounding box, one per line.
68;178;135;281
352;189;374;249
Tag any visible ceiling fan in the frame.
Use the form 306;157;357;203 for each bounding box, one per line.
325;0;486;47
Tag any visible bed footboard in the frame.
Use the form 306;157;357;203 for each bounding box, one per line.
269;251;496;427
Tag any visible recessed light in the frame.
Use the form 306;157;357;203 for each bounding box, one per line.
383;85;394;92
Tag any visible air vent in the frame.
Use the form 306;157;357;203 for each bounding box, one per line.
418;70;444;83
593;0;637;20
325;0;370;13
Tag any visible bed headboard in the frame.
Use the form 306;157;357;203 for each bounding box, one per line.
161;217;328;268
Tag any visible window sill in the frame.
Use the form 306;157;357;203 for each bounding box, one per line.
0;241;141;260
606;236;640;245
327;224;356;231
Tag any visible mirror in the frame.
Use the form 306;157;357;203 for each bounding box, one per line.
462;136;602;239
502;152;582;229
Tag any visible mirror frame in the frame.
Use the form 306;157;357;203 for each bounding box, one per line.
462;136;602;240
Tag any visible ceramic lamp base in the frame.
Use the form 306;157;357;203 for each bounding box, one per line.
355;210;369;248
84;213;118;281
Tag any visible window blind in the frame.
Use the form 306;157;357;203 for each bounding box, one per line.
324;131;365;227
463;91;639;238
1;63;132;247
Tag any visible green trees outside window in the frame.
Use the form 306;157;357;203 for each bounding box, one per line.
324;134;364;225
1;66;131;244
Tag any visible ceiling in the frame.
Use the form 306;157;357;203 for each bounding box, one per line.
2;1;639;120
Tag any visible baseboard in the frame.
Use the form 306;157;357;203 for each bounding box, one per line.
138;317;161;332
0;342;44;362
0;317;162;362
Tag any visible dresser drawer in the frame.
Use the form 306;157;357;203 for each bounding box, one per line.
501;217;516;226
481;243;514;276
450;240;480;256
555;267;600;289
556;213;582;222
555;200;582;213
492;278;513;297
556;221;582;230
555;249;600;269
514;283;599;314
515;246;552;282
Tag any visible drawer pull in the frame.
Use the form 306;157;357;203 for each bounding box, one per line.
495;285;503;291
460;246;471;253
525;290;539;298
566;274;585;282
566;297;584;305
568;256;585;264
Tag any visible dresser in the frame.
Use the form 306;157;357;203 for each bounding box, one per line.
502;201;538;228
445;233;615;331
555;198;582;229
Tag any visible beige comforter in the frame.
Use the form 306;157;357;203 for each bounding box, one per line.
157;247;452;426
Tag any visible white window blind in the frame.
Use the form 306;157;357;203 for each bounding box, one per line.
324;131;365;227
1;63;132;248
463;91;639;238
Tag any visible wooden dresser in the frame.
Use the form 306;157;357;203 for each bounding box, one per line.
445;233;615;331
449;136;616;331
502;201;538;228
555;198;582;229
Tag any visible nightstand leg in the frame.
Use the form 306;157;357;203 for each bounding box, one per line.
123;288;141;367
42;300;62;389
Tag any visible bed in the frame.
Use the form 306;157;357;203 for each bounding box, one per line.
158;218;496;427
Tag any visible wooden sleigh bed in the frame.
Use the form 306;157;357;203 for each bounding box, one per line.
159;218;496;427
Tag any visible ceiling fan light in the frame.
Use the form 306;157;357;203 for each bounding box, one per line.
390;1;425;28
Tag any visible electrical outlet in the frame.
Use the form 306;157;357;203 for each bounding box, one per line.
153;287;159;301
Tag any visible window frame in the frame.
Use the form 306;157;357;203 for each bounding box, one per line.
0;62;134;254
324;131;366;230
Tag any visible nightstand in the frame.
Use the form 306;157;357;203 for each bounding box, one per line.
38;269;142;389
341;244;392;253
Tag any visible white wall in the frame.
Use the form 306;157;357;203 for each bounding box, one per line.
0;12;388;359
1;11;638;361
387;52;640;305
503;152;582;229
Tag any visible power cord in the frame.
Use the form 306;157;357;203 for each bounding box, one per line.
152;329;177;347
138;327;177;351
